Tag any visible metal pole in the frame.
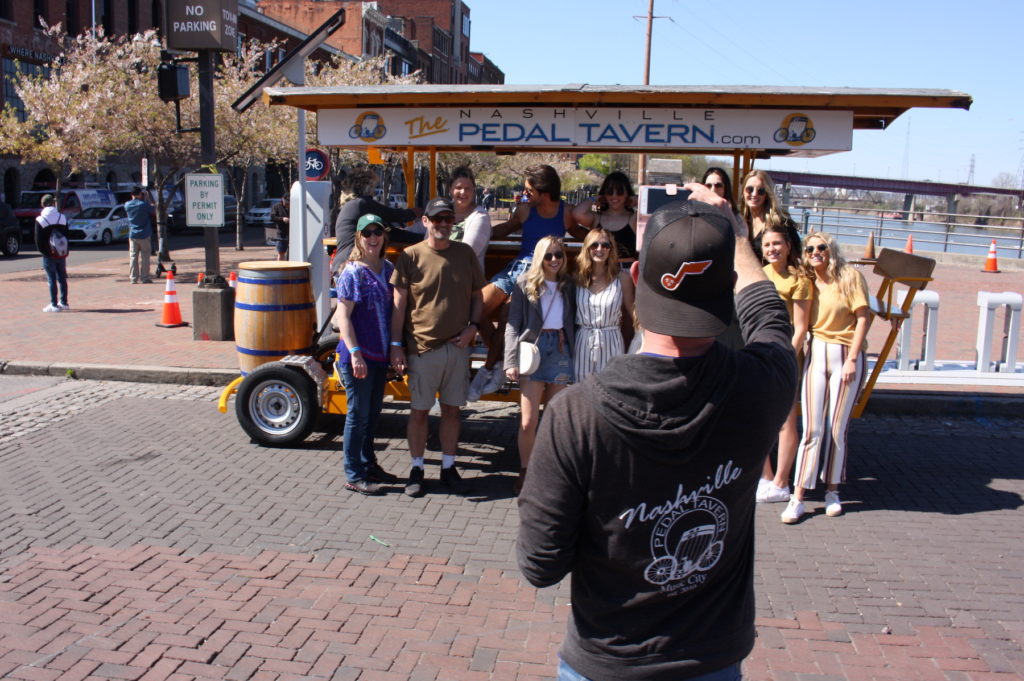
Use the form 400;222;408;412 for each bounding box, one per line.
637;0;653;187
297;109;308;260
197;50;221;281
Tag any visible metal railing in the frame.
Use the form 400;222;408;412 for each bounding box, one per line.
789;205;1024;259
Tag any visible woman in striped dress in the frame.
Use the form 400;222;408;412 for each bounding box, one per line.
573;228;635;383
782;231;871;524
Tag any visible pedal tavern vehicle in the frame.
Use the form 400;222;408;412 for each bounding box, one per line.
219;84;970;446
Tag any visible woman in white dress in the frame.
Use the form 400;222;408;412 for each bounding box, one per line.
573;228;635;382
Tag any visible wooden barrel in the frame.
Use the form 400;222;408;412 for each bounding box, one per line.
234;261;316;375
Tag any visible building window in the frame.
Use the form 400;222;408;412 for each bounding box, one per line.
128;0;139;34
4;58;52;122
462;13;470;38
33;0;47;26
103;0;115;34
0;0;13;22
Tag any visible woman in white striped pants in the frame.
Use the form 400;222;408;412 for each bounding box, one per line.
782;232;871;524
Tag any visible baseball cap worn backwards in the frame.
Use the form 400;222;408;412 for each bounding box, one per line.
635;200;735;338
424;197;454;217
357;213;385;231
41;194;54;207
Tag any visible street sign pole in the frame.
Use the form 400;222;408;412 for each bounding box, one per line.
192;48;234;341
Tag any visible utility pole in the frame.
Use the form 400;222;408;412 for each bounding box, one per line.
637;0;654;187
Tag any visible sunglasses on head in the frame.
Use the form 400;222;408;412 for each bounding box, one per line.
744;186;766;196
705;182;724;189
542;251;565;261
589;241;612;250
360;228;385;237
805;244;829;254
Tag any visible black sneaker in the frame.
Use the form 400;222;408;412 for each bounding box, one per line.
439;466;464;494
345;479;383;496
366;463;399;484
405;467;426;497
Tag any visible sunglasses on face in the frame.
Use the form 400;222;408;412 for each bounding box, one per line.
744;186;766;196
360;228;385;237
428;215;454;224
805;244;829;254
705;182;724;190
589;241;612;250
542;251;565;261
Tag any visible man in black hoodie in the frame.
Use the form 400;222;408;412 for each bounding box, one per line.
517;183;796;681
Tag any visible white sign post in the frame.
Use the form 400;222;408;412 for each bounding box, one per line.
185;173;224;228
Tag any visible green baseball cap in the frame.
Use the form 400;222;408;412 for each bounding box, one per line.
356;213;385;231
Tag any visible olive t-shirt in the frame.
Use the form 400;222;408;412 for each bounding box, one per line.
391;240;485;354
763;264;812;321
809;271;869;350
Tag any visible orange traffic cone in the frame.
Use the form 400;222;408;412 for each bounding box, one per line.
981;239;1000;273
229;271;238;288
863;232;876;260
155;271;188;328
904;234;914;254
197;272;205;284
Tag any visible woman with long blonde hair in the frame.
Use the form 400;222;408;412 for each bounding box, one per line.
573;228;635;382
504;236;576;493
740;169;795;257
782;231;871;524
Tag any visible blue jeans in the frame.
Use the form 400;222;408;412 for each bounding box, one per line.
339;362;387;482
42;256;68;306
556;659;741;681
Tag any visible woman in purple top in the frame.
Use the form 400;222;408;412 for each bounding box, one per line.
333;213;400;495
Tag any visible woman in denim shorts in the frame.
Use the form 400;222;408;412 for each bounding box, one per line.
503;236;576;494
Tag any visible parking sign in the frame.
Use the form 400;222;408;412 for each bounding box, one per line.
185;173;224;227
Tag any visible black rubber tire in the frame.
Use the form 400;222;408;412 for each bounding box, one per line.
2;232;19;256
101;229;113;246
235;364;318;446
314;333;340;373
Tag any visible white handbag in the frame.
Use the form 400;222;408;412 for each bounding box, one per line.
518;341;541;375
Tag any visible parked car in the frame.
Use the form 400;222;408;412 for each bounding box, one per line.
67;205;131;245
1;202;20;256
387;194;407;209
167;195;239;232
245;198;279;227
15;188;117;241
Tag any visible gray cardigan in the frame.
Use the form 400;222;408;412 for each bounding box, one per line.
504;275;576;370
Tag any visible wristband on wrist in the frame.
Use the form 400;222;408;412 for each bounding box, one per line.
390;341;403;347
349;346;360;354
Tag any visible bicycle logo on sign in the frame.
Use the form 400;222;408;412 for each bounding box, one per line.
773;113;817;146
349;111;387;142
305;156;324;172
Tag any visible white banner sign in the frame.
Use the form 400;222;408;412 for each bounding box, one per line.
319;107;853;151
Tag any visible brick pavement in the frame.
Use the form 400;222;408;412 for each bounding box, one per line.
1;378;1022;680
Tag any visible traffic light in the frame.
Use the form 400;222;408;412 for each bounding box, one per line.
157;62;190;103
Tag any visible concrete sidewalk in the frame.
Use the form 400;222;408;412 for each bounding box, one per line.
1;243;1021;414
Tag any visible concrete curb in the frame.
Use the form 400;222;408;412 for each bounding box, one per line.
0;360;238;387
3;359;1022;417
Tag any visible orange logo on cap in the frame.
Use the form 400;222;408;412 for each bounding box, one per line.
661;260;712;290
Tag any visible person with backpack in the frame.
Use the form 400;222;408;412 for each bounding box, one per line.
34;194;70;312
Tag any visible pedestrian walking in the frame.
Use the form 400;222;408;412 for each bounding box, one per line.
34;194;70;312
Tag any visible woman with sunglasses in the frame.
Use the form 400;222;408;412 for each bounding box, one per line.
701;166;739;213
332;214;401;496
504;236;576;494
573;228;635;382
740;169;795;258
757;223;812;505
448;165;491;272
571;171;638;258
782;232;871;524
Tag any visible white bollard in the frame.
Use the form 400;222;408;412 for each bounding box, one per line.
896;290;940;370
975;291;1022;373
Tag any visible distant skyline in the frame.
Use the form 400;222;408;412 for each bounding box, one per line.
469;0;1020;188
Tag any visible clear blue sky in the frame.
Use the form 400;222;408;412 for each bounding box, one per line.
470;0;1021;188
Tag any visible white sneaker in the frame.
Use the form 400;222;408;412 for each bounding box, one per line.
755;478;770;500
42;304;60;312
824;491;843;517
781;498;805;524
467;366;491;402
57;303;70;311
481;361;506;393
757;481;791;503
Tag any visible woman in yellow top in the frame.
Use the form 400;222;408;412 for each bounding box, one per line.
756;223;811;504
782;231;871;524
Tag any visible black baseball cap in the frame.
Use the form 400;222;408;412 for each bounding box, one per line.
424;197;454;218
635;200;735;338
